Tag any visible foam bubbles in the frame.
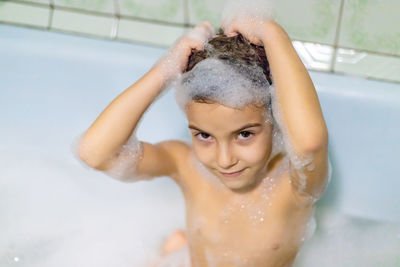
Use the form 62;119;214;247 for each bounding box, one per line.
155;245;190;267
71;131;149;183
301;209;317;243
174;58;272;112
268;83;329;202
102;133;149;182
156;21;215;88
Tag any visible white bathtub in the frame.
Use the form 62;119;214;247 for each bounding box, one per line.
1;24;399;267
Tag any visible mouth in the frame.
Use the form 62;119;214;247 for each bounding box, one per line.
219;168;246;178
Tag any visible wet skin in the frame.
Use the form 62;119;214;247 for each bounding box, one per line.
168;102;315;267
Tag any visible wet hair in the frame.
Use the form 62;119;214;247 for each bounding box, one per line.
183;28;272;105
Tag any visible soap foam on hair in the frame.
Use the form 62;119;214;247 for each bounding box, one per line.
174;58;271;111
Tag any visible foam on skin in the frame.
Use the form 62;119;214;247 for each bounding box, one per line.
269;76;332;204
71;131;150;182
220;0;332;201
156;22;215;89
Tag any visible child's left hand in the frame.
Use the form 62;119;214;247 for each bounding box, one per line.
221;17;278;46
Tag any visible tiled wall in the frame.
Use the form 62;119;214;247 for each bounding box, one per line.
1;0;399;83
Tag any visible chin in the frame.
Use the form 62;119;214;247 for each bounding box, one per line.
219;175;256;191
226;183;250;191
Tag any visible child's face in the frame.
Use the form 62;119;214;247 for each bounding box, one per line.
186;101;273;191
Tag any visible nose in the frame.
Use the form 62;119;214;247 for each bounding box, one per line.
216;143;237;170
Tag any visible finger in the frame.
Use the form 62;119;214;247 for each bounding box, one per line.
182;35;206;52
225;28;239;37
198;21;215;39
223;23;238;36
190;38;205;51
202;21;212;29
206;26;215;39
185;27;208;43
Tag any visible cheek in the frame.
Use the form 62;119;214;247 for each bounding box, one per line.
193;143;215;165
237;145;265;164
238;136;271;164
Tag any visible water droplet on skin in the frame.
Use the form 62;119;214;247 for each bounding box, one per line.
307;162;315;171
14;257;19;262
260;217;264;222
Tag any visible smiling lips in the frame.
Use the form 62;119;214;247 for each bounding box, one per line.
219;168;245;178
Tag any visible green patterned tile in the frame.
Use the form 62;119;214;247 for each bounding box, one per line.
51;9;114;37
340;0;400;55
21;0;49;4
189;0;340;44
273;0;340;45
54;0;114;14
0;1;49;27
188;0;225;26
118;19;184;46
118;0;184;24
335;48;400;83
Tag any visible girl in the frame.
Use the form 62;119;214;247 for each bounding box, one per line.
75;16;330;267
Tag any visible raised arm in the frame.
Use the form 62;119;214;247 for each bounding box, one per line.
222;20;329;202
260;22;329;201
75;22;215;182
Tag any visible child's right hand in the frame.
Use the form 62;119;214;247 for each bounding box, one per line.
155;21;215;84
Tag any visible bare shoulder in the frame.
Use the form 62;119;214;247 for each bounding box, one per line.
268;153;325;208
138;140;192;181
156;140;192;166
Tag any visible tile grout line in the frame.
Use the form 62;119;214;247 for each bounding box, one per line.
5;0;399;58
330;0;346;72
7;0;193;28
47;0;54;30
183;0;190;27
1;21;399;85
110;0;120;39
1;0;400;84
1;19;399;59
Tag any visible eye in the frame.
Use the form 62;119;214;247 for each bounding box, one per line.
237;131;254;140
195;132;213;141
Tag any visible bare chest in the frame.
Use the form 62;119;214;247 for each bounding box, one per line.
183;176;312;267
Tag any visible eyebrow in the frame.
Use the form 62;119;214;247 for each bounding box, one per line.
188;123;262;134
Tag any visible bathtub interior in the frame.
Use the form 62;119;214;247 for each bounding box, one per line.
1;24;400;266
